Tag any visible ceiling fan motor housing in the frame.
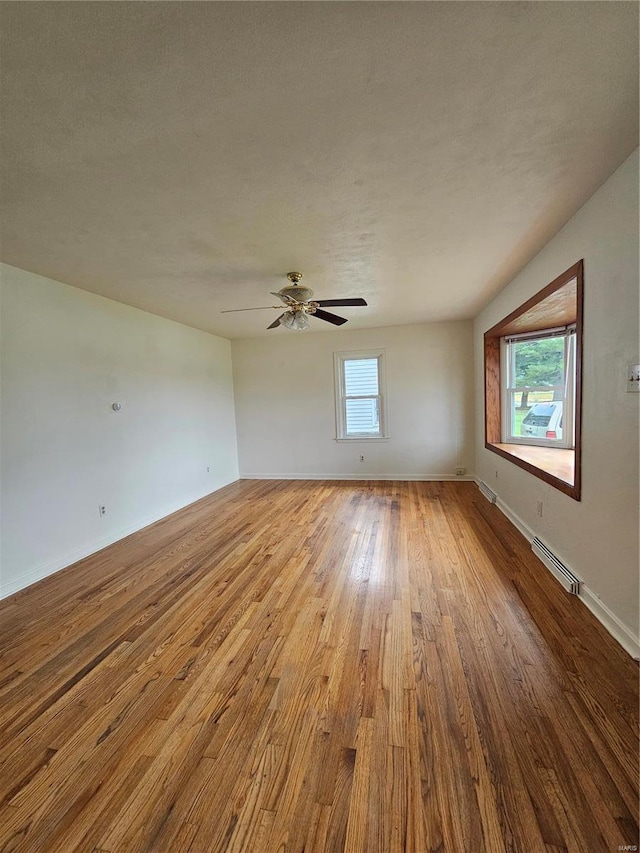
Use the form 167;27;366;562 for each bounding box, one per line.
278;284;315;303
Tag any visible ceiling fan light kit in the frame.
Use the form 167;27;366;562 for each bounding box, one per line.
221;272;368;331
280;310;310;331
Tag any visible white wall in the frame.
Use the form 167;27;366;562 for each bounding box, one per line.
474;150;639;651
0;264;239;597
232;322;474;479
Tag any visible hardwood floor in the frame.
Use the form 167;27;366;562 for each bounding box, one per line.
0;480;637;853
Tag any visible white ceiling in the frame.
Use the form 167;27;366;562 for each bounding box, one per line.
1;2;637;339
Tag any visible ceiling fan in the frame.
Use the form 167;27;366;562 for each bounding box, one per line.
221;272;368;330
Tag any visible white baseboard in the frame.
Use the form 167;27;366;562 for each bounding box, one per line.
240;473;477;482
495;496;536;543
0;479;239;600
580;585;640;660
484;484;640;661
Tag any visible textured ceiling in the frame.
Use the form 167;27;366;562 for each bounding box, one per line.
0;2;638;339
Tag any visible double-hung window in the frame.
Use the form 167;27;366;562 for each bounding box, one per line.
334;350;388;440
501;328;576;448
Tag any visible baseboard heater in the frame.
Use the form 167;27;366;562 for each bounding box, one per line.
478;481;497;504
531;537;581;595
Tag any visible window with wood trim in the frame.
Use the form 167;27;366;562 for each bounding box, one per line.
484;261;583;500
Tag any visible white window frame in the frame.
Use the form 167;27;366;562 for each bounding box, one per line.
334;349;389;441
500;328;576;449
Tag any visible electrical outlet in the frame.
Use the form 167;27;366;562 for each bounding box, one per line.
455;466;466;476
495;470;498;479
360;455;365;462
536;500;543;517
99;505;106;517
627;364;640;392
206;466;210;473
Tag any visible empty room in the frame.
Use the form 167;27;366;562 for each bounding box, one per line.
0;3;638;852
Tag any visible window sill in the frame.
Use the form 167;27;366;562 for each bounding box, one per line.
487;442;579;500
335;436;390;442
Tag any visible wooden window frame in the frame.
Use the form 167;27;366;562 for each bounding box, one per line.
484;260;583;500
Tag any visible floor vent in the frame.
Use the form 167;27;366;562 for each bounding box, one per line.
478;481;497;504
532;537;581;595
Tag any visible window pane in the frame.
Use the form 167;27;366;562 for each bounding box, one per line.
509;391;532;439
511;394;563;441
523;403;556;426
344;358;379;396
513;336;565;387
508;391;564;442
346;398;380;435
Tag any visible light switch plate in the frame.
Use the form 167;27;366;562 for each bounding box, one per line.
627;364;640;393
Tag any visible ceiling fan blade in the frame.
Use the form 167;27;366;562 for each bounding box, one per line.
220;306;276;313
267;314;285;329
314;298;368;307
312;308;348;326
